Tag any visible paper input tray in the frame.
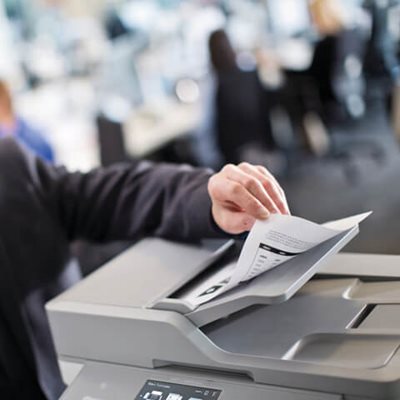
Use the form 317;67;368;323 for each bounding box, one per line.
153;227;358;327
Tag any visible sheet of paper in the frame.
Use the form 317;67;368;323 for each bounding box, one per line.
322;212;371;230
231;211;371;286
182;212;371;306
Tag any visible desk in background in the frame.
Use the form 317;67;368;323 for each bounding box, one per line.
123;99;201;159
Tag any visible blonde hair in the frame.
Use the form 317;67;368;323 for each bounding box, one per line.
310;0;346;36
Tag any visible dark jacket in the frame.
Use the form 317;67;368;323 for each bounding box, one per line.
0;118;55;163
0;138;221;400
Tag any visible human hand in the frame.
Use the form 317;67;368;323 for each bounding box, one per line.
208;162;290;235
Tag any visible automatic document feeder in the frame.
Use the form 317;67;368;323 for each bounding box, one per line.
46;227;400;400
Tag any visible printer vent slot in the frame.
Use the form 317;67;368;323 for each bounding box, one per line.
152;362;254;382
348;304;376;329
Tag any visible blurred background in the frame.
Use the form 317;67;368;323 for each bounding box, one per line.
1;0;400;271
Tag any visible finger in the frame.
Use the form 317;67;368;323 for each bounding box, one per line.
246;163;285;194
255;165;287;199
214;206;256;234
252;164;290;214
238;163;289;214
239;163;286;214
220;178;271;220
223;165;280;214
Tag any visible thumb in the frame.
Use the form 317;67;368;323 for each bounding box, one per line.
213;205;256;234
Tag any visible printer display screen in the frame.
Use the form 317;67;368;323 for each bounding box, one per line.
135;379;222;400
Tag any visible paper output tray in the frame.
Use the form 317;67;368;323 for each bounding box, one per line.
153;226;358;326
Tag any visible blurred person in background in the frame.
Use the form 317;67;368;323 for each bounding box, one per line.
310;0;347;36
0;80;54;163
363;0;400;83
363;0;400;128
204;30;276;167
279;0;367;156
307;0;361;107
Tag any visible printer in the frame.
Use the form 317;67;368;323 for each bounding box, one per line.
46;226;400;400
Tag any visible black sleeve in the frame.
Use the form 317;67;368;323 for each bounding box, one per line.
16;142;225;243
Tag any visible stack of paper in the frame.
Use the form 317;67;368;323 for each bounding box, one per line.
183;212;371;306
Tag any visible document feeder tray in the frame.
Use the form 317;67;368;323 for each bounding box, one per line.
153;227;358;326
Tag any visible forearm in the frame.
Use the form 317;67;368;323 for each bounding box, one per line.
31;158;224;242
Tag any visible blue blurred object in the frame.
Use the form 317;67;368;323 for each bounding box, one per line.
0;118;54;162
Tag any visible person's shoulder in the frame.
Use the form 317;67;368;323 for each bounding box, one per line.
0;136;29;156
0;137;34;172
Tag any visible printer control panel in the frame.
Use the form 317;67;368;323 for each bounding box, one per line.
136;380;221;400
60;362;340;400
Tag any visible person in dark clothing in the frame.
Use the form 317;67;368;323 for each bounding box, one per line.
208;30;276;165
363;0;400;83
0;138;288;400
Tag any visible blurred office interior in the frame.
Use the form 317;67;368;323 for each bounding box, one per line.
0;0;400;271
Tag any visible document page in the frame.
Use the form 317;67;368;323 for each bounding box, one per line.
183;212;371;306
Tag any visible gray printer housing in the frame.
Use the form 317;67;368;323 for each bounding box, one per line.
46;234;400;400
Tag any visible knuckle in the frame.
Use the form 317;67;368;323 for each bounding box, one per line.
249;200;263;214
230;182;242;196
243;177;258;191
263;178;274;190
223;164;235;174
259;176;270;187
257;165;269;174
239;161;250;169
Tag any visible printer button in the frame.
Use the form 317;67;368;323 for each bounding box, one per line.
144;391;163;400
